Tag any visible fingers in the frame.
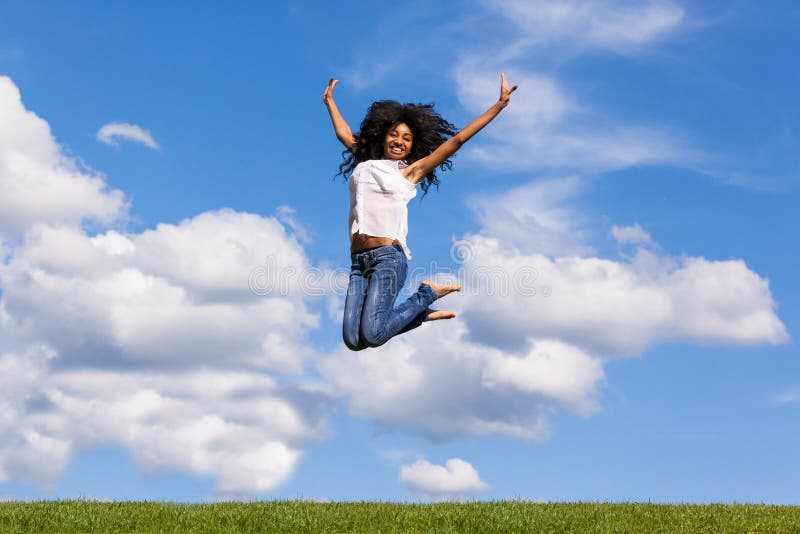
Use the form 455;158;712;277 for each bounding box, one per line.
499;72;517;99
323;78;339;103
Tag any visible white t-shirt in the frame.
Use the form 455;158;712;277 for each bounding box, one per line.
348;159;418;259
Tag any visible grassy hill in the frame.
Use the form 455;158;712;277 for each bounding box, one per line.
1;501;798;533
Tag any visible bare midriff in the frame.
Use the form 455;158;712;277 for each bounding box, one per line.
351;232;399;253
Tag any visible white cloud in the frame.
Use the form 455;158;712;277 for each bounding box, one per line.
612;223;654;246
486;0;685;52
482;340;604;414
0;346;69;487
453;62;695;173
0;350;329;492
0;76;336;493
97;122;159;149
275;205;313;244
1;212;323;371
459;178;787;355
447;1;696;175
339;0;685;93
466;176;593;257
400;458;488;499
457;237;787;358
0;77;128;238
321;232;785;442
320;176;786;442
0;210;334;492
320;322;597;441
48;369;324;493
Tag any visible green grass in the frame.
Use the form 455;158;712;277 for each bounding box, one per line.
1;501;798;533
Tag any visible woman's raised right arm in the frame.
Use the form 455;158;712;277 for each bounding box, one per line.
323;78;357;150
403;73;517;185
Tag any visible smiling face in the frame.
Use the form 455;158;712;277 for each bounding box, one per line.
383;122;413;160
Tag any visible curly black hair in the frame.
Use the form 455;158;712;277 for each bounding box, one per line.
336;100;458;196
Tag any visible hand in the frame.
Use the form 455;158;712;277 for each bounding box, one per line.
323;78;338;106
499;72;518;107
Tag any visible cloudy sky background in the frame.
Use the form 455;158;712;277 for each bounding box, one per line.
1;1;798;502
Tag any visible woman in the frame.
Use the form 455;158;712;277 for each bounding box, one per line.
324;73;517;351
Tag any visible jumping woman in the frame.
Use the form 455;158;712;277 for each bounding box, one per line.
324;73;517;351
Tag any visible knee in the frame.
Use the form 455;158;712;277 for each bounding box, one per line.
343;327;367;351
360;323;388;348
342;328;370;350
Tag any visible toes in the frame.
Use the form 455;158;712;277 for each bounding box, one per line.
422;280;463;299
426;310;457;321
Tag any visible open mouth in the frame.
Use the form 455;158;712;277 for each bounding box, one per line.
389;146;404;155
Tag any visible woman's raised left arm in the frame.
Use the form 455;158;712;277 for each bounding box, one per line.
404;73;517;184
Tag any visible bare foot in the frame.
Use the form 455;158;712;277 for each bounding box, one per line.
426;308;456;321
421;279;462;299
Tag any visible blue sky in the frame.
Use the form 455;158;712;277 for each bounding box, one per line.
0;1;797;502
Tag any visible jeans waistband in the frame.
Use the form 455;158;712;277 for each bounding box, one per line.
351;242;403;261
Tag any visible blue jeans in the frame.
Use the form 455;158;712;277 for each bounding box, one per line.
342;243;437;351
